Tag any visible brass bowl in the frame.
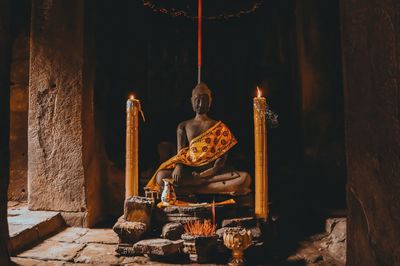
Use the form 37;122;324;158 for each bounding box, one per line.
223;227;252;266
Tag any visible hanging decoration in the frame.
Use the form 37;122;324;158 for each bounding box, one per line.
142;0;264;20
197;0;202;83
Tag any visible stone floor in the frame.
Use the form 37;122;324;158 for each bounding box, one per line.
10;226;344;266
11;227;160;265
7;202;346;265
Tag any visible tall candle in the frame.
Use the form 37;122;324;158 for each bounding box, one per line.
253;87;268;220
126;95;140;198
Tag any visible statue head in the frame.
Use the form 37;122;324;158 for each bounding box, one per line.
191;82;212;114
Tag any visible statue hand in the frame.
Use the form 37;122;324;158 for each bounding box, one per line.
172;164;183;183
192;171;200;178
193;171;212;179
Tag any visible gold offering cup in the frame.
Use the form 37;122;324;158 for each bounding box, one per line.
223;227;253;266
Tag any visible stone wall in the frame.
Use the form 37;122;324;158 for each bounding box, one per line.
28;0;105;227
0;0;12;263
341;0;400;264
8;0;30;201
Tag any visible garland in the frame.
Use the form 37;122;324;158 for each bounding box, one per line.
142;0;264;20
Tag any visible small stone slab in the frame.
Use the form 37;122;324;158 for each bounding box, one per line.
124;196;154;227
331;220;346;242
321;218;346;262
163;205;211;217
17;240;85;261
161;222;184;240
115;243;136;256
74;243;121;265
222;217;257;228
48;227;89;243
218;217;261;240
167;216;201;224
325;218;346;234
8;209;60;226
113;216;147;244
216;225;261;239
162;204;236;224
133;238;183;256
8;223;34;238
8;208;65;253
75;228;118;244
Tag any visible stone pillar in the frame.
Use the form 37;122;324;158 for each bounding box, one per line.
341;0;400;264
0;0;11;263
28;0;102;227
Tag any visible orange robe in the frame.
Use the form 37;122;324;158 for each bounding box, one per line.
146;121;237;191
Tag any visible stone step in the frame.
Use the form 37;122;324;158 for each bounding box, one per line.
8;205;65;253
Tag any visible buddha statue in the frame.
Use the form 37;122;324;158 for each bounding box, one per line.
145;83;251;196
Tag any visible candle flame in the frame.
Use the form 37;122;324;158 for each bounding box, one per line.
130;94;135;100
257;86;262;98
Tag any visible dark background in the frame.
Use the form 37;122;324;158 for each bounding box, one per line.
93;0;345;219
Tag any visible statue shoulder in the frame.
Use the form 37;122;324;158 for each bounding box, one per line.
204;118;218;129
209;119;218;126
177;120;189;133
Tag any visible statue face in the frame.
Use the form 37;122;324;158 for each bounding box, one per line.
191;93;211;114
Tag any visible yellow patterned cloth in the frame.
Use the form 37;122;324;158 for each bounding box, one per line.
145;121;237;191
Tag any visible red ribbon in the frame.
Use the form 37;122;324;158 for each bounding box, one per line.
197;0;202;83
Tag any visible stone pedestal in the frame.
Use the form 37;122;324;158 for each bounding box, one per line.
124;196;154;228
161;204;237;225
28;0;102;227
114;196;154;254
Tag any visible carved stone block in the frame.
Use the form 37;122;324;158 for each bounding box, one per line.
161;222;184;240
124;196;154;228
113;216;147;246
132;238;183;256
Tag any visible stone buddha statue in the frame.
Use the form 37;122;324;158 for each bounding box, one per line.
145;83;251;196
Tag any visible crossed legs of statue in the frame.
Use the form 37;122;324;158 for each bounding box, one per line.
155;168;251;196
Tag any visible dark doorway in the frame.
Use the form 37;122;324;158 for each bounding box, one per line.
93;0;345;226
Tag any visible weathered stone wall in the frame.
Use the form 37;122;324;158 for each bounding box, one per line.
28;0;104;227
295;0;346;209
0;0;11;263
341;0;400;264
8;0;30;201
